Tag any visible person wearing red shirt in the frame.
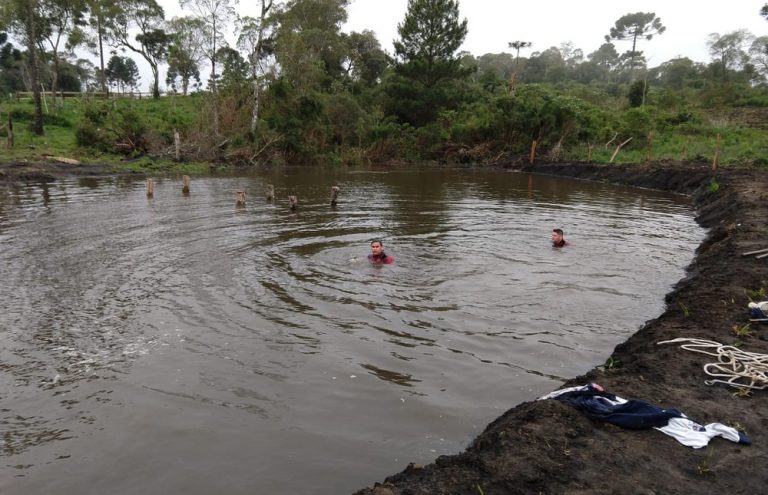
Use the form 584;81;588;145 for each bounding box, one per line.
368;239;395;264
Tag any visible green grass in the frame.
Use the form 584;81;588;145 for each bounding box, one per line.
0;95;212;173
2;93;768;171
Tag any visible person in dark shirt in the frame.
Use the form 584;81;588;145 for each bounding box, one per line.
551;228;568;248
368;239;394;264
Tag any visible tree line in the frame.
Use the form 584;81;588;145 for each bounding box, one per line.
2;0;768;165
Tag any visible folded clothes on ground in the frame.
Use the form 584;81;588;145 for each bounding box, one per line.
538;383;751;449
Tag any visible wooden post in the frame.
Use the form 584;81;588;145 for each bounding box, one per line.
174;129;181;161
330;186;339;207
610;137;633;163
646;130;654;163
288;195;298;211
235;191;246;207
529;140;537;164
7;115;13;149
146;178;154;198
182;175;190;194
587;143;593;163
265;184;274;201
712;133;721;171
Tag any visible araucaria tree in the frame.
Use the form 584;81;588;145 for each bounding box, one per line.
105;0;169;98
387;0;469;126
605;12;665;67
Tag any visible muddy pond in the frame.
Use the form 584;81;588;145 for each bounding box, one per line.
0;168;705;494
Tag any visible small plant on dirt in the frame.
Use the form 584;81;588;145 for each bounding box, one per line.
696;448;714;475
708;179;720;192
733;387;753;398
731;323;752;338
679;302;690;317
562;439;571;457
604;356;622;369
746;287;767;301
731;422;747;432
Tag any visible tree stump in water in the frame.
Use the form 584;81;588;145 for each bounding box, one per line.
266;184;274;201
182;175;190;194
288;195;298;211
236;191;247;207
146;178;154;198
330;186;340;207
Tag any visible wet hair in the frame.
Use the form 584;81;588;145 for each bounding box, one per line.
552;228;564;236
370;239;383;246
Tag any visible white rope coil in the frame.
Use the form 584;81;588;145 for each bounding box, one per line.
658;338;768;390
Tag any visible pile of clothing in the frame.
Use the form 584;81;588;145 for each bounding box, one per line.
539;384;751;449
749;301;768;322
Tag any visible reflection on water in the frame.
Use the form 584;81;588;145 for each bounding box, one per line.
0;168;705;494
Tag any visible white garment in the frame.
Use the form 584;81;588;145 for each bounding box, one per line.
655;416;744;449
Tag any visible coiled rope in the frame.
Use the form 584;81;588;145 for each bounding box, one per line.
658;338;768;390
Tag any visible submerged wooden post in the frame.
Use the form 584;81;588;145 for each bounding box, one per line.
265;184;274;201
330;186;339;207
174;129;181;161
712;133;721;171
182;175;190;194
236;190;247;207
146;178;154;198
288;195;298;211
529;140;537;164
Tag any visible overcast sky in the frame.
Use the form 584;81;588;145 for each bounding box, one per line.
147;0;768;92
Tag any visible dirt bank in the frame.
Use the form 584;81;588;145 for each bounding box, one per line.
354;161;768;495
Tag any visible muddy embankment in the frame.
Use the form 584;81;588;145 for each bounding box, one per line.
354;161;768;495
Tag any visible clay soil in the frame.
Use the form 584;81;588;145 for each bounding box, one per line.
353;161;768;495
3;160;768;495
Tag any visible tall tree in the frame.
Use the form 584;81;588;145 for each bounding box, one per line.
343;29;387;86
38;0;87;105
388;0;469;125
166;16;205;95
106;54;139;92
105;0;168;98
707;30;754;81
272;0;350;93
507;40;531;94
0;33;25;93
507;40;531;71
393;0;468;88
749;36;768;82
179;0;238;138
2;0;44;134
237;0;275;132
605;12;665;68
77;0;122;93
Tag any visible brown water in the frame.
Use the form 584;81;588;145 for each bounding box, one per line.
0;168;705;494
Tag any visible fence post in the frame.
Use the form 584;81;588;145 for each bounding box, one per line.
174;129;181;161
712;133;721;171
7;116;13;149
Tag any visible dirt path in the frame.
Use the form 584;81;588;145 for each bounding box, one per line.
354;161;768;495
